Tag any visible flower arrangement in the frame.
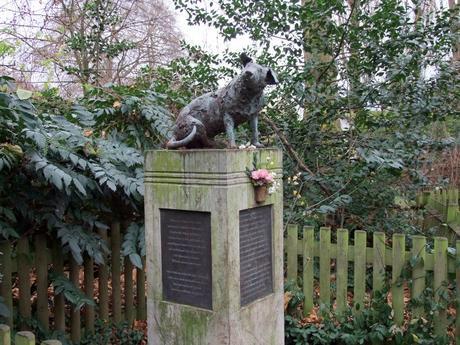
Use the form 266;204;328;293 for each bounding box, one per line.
247;167;280;202
249;168;275;187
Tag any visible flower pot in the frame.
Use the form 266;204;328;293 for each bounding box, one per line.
254;185;268;203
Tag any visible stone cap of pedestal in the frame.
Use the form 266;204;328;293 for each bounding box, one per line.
145;148;282;186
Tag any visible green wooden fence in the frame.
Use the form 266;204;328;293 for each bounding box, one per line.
418;188;460;239
0;221;146;343
285;225;459;342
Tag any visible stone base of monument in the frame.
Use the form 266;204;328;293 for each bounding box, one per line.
145;149;284;345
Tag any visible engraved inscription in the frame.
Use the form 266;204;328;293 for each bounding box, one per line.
161;209;212;309
239;206;273;306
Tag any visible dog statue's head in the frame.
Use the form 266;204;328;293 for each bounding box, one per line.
240;53;279;92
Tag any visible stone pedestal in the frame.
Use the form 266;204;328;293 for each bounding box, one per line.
144;149;284;345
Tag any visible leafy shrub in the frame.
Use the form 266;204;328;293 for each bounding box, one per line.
81;320;145;345
284;283;454;345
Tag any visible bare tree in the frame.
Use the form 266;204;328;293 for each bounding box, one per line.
0;0;182;95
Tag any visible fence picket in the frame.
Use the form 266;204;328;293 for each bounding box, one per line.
0;242;13;328
84;255;95;333
51;242;65;332
15;332;34;345
35;234;49;331
392;233;405;326
434;237;448;336
111;221;122;323
17;237;31;329
336;229;348;314
411;236;426;317
136;258;146;320
303;227;314;315
97;229;110;321
69;257;81;344
124;257;134;325
319;227;331;306
287;225;298;283
0;325;10;345
372;232;385;292
353;231;366;313
447;189;459;223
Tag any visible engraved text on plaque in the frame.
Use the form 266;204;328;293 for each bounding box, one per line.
161;209;212;309
239;205;273;306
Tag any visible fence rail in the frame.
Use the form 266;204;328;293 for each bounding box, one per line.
0;221;146;343
285;225;459;343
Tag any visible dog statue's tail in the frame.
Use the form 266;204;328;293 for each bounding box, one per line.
166;125;197;149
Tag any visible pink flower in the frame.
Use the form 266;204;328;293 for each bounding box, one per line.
251;169;268;180
250;169;274;185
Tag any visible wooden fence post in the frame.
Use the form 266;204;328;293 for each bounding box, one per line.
0;242;13;328
353;231;366;314
0;324;10;345
51;242;65;332
392;233;405;326
124;257;134;325
136;257;146;320
97;229;109;321
69;256;81;344
35;234;49;331
446;189;459;223
319;227;331;307
372;232;385;292
111;221;122;324
302;227;314;315
15;331;34;345
17;236;31;329
287;225;298;283
434;237;448;336
411;235;426;317
336;229;348;314
83;255;95;334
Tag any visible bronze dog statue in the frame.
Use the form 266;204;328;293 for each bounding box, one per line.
166;54;278;149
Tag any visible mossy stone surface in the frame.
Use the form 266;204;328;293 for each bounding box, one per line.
145;149;284;345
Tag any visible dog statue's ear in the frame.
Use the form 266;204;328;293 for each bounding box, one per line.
266;69;279;85
240;53;253;67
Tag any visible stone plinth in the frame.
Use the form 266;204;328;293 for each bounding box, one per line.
144;149;284;345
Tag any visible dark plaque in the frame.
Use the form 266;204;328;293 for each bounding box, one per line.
161;209;212;310
239;205;273;306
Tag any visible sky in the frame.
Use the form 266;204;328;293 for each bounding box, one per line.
167;0;251;54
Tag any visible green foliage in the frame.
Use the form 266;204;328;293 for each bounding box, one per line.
80;320;144;345
0;76;170;263
284;283;454;345
173;0;460;232
0;297;10;318
122;223;145;269
50;273;95;311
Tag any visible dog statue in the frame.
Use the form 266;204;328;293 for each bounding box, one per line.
166;54;278;149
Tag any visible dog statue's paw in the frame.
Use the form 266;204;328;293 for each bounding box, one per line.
251;142;265;148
